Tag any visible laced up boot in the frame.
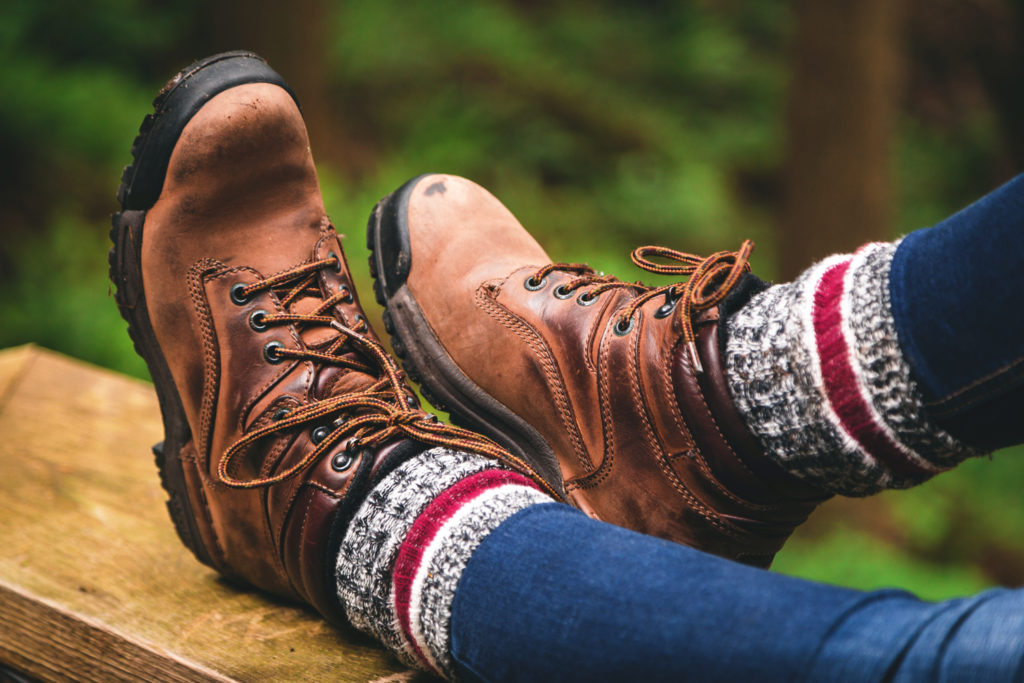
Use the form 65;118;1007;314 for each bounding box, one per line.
368;174;830;567
109;55;546;623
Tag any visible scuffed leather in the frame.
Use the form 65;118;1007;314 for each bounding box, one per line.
141;83;393;620
402;175;828;566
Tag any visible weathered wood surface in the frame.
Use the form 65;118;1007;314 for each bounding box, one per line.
0;345;425;682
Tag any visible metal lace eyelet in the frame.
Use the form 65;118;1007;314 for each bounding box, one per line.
553;284;574;299
613;316;635;336
576;291;598;306
524;276;547;291
405;394;418;407
230;283;252;305
263;340;285;364
331;451;354;472
249;309;270;332
272;408;291;421
352;313;366;328
311;425;330;445
654;301;678;319
339;284;354;304
327;251;342;273
655;290;679;319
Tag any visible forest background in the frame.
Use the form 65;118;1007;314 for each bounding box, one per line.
3;0;1024;600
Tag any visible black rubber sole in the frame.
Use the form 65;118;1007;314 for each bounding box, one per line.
108;51;296;569
366;179;567;499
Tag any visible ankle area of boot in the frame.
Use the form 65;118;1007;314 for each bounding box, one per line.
279;438;427;625
674;313;831;507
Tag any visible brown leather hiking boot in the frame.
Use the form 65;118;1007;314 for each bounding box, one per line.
109;55;542;624
368;174;830;567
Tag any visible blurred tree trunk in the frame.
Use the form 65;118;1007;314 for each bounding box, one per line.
206;0;375;178
779;0;906;279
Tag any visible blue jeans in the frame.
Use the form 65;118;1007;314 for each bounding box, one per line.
891;173;1024;450
447;175;1024;681
452;505;1024;682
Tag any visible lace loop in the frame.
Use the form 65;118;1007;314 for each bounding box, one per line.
216;256;558;499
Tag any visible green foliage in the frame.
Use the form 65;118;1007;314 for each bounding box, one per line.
329;0;787;261
773;523;990;602
774;450;1024;600
0;0;178;167
1;212;148;379
0;0;175;378
896;110;1006;234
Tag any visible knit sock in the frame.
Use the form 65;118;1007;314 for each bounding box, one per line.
725;241;981;496
336;447;552;678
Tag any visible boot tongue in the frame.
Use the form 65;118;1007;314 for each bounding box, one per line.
289;295;336;347
278;286;380;398
317;363;381;400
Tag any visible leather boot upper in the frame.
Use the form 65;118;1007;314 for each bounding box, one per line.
138;82;400;616
393;174;828;566
115;55;551;626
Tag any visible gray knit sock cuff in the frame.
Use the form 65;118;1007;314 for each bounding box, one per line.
400;479;550;678
725;242;980;495
335;447;549;678
847;243;978;472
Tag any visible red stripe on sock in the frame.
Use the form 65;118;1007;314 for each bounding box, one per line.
813;261;932;478
392;468;539;671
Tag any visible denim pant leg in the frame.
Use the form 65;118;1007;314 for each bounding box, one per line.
450;504;1024;682
890;173;1024;450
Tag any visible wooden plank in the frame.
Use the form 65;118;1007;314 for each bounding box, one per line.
0;344;37;408
0;345;424;682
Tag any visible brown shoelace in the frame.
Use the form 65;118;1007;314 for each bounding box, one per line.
527;240;754;373
218;255;558;498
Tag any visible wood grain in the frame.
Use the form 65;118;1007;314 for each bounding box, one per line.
0;345;425;682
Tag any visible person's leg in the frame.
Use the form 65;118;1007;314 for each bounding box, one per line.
889;174;1024;450
366;173;1024;565
724;241;977;495
336;448;551;678
117;53;1024;682
725;173;1024;495
450;503;1024;682
366;174;830;569
109;52;559;641
336;444;1024;681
